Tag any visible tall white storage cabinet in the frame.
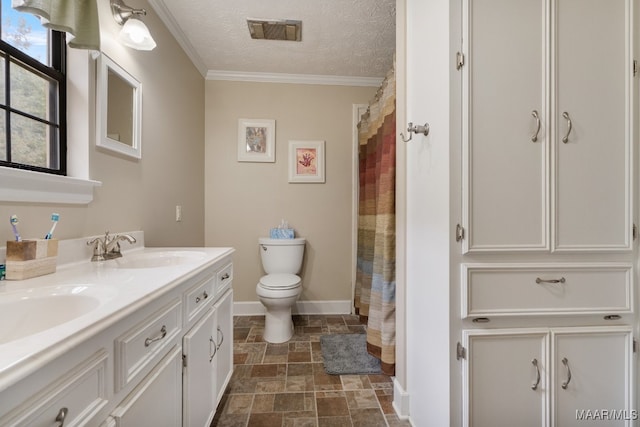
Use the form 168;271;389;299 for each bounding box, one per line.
462;0;633;253
457;0;637;425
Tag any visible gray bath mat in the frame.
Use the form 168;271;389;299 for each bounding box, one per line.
320;333;381;375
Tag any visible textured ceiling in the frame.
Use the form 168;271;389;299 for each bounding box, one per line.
149;0;396;81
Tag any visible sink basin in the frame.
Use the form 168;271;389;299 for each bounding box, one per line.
108;250;207;269
0;285;116;345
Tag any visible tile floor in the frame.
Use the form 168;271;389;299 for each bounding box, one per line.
211;314;412;427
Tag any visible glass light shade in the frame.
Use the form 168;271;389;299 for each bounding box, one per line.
119;18;157;51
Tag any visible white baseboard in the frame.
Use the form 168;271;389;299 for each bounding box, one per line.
233;300;353;316
393;377;412;422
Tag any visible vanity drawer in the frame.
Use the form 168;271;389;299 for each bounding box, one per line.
462;263;632;318
184;275;215;324
0;350;109;426
216;263;233;294
115;298;182;392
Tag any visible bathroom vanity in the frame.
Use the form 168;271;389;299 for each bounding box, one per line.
0;236;233;427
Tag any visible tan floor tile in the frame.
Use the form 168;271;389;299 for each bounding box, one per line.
287;362;313;376
385;413;413;427
317;416;352;427
263;354;289;364
316;395;350;417
286;375;314;392
210;412;249;427
288;351;312;363
225;394;254;414
345;389;379;409
350;408;387;427
340;375;372;391
251;393;275;413
274;392;307;411
255;379;286;393
376;393;395;414
284;416;318;427
251;364;280;377
247;412;284;427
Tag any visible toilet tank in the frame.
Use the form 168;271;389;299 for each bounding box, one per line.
259;237;305;274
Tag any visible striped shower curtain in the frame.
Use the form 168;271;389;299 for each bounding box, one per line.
354;67;396;376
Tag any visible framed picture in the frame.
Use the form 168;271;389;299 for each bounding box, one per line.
237;118;276;162
288;140;325;183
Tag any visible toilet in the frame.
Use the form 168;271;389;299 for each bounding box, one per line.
256;237;305;343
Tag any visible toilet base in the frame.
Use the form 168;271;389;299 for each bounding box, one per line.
263;306;295;343
256;280;301;344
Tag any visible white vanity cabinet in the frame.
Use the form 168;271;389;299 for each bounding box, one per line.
182;266;234;427
110;346;183;427
462;0;633;253
463;327;634;427
0;249;234;427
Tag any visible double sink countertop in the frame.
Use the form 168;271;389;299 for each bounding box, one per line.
0;231;233;393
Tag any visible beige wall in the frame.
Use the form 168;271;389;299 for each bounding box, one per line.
204;80;375;304
0;0;205;247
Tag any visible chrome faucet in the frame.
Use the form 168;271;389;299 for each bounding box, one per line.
87;231;137;261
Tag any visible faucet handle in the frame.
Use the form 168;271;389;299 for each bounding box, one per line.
87;237;106;261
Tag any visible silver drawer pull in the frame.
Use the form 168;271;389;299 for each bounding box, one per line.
221;272;230;281
562;111;572;143
209;336;217;362
195;291;209;303
535;277;566;284
55;407;68;427
531;110;541;142
561;357;572;389
144;325;167;347
531;359;540;390
216;325;224;350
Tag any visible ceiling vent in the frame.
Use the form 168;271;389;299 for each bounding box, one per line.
247;19;302;41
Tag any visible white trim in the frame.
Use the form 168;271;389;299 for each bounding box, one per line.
206;70;384;87
0;166;101;204
392;377;412;422
352;104;368;315
233;300;352;317
147;0;208;76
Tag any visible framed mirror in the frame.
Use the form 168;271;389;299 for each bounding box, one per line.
96;54;142;159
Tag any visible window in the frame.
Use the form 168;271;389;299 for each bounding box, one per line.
0;0;66;175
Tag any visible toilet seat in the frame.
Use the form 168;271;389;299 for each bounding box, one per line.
259;274;301;290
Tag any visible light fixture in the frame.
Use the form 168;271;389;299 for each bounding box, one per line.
111;0;157;51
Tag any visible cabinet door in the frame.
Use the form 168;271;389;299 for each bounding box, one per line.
552;329;633;426
111;345;182;427
463;330;548;427
183;306;217;427
214;289;234;405
463;0;548;252
554;0;632;251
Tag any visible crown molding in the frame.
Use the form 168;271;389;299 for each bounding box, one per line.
206;70;383;87
147;0;208;77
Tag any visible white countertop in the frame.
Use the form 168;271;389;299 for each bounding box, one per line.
0;243;234;393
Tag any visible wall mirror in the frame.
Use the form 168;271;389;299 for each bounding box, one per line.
96;54;142;159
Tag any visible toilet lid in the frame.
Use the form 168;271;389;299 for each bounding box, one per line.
259;274;301;290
